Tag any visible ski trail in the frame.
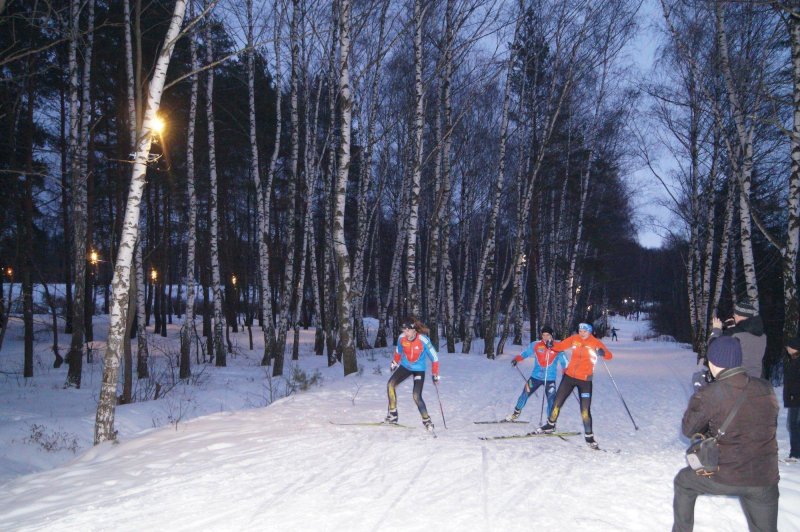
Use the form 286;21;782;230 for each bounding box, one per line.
481;445;489;530
368;456;432;532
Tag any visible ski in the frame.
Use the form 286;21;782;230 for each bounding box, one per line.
329;421;414;429
478;431;580;441
473;420;529;424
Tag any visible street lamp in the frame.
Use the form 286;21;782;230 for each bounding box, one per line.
4;267;12;279
150;268;158;283
231;274;237;287
151;114;166;136
89;249;99;266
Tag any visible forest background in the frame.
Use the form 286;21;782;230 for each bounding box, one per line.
0;0;798;444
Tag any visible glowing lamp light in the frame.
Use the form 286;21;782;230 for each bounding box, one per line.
150;269;158;282
89;250;99;265
231;275;237;287
151;115;166;136
5;267;12;278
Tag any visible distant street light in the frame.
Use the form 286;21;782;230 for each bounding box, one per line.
150;269;158;283
89;249;99;265
231;275;237;287
4;267;12;279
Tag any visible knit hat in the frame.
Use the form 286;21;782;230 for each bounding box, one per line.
541;325;554;335
578;323;593;333
733;301;757;318
787;337;800;352
707;336;743;369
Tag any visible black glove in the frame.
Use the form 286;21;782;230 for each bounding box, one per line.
596;348;605;359
692;371;706;389
511;358;519;367
545;339;554;349
432;374;440;384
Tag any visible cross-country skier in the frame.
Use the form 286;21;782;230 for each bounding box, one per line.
536;322;613;449
504;325;567;421
385;317;440;431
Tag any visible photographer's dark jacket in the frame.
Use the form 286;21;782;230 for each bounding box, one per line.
682;367;779;487
710;315;766;378
784;353;800;408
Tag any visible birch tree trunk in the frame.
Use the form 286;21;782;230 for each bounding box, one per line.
351;0;389;350
333;0;358;376
273;0;300;377
714;2;760;309
785;7;800;339
204;8;226;366
461;16;518;355
260;0;283;366
66;0;87;388
404;0;425;318
95;0;187;444
180;0;199;379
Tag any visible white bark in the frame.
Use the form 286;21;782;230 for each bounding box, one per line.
180;0;199;378
95;0;187;444
334;0;358;375
714;2;760;309
405;0;426;318
204;6;226;365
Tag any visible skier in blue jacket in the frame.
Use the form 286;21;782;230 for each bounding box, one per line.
504;325;568;421
385;317;440;431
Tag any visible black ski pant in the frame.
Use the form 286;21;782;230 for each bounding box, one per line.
387;366;430;421
547;374;593;435
672;466;778;532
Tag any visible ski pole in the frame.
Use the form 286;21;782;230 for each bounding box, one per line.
601;359;639;430
539;351;551;425
514;365;539;397
433;380;447;429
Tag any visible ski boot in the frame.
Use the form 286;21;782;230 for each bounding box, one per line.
384;410;398;425
536;421;556;434
585;433;599;450
504;409;521;422
423;417;435;432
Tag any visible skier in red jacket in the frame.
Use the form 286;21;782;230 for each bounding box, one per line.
536;322;613;449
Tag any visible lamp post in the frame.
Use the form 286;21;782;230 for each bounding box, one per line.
231;274;239;331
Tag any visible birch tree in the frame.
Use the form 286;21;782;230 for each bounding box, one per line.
204;7;226;366
95;0;187;444
333;0;358;375
180;0;200;379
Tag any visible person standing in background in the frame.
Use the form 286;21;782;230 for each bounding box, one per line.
783;337;800;462
709;300;766;378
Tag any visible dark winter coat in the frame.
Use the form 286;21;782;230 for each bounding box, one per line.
682;367;779;487
710;315;766;378
784;353;800;408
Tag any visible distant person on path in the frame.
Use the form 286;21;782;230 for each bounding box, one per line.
673;336;779;532
535;323;613;450
505;325;568;422
610;327;618;341
709;300;766;378
385;317;439;431
783;336;800;462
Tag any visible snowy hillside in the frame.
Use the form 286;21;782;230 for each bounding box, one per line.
0;316;798;531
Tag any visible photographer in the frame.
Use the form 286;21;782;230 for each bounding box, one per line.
708;300;767;379
674;336;779;531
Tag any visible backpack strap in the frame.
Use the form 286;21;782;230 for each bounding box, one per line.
717;391;748;438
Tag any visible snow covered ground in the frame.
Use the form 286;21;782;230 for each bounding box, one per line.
0;314;798;531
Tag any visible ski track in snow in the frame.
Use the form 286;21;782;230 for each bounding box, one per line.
0;316;799;531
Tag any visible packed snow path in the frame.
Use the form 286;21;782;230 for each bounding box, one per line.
1;317;799;531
